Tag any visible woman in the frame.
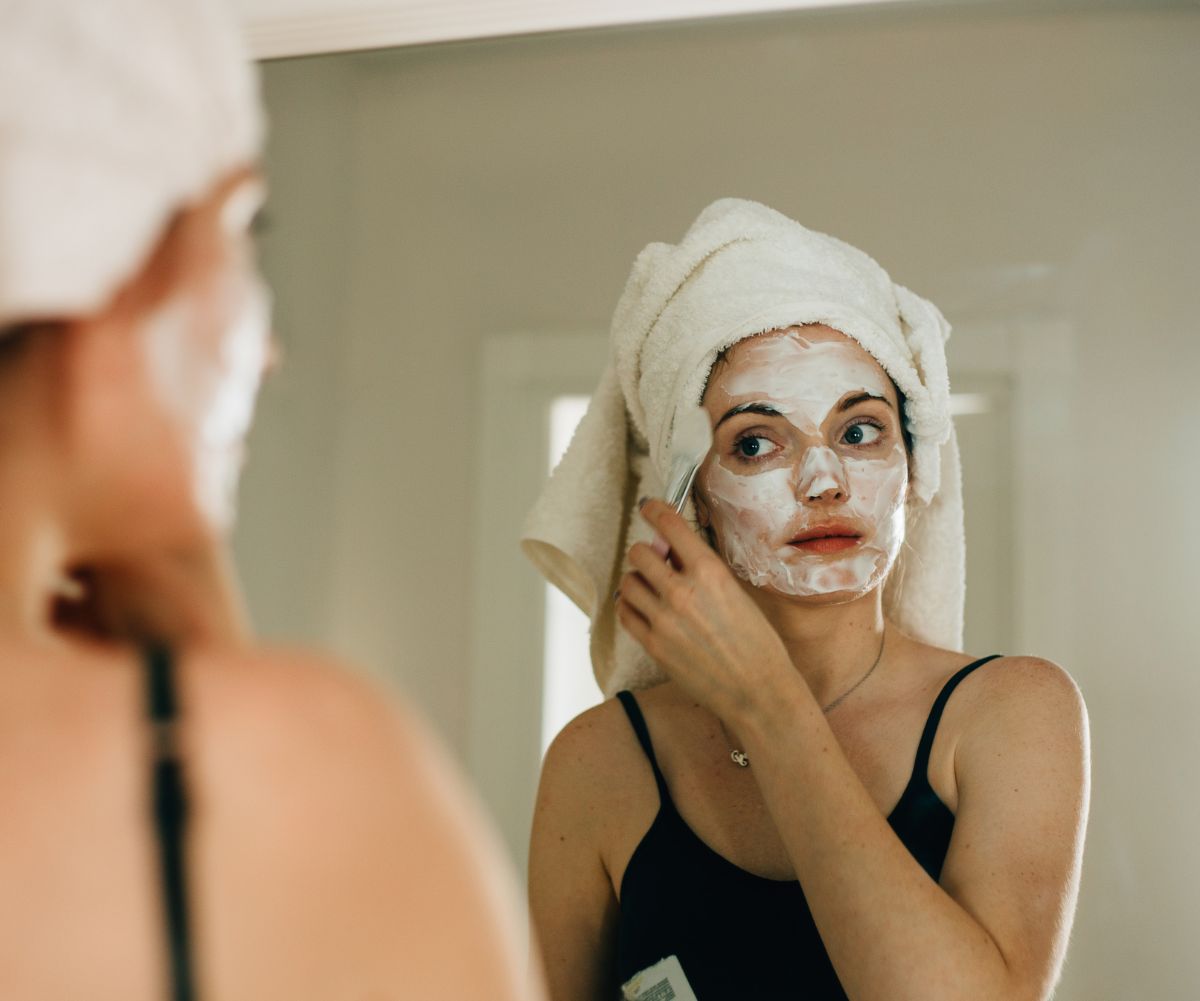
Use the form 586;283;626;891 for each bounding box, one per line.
524;199;1089;1000
0;2;539;998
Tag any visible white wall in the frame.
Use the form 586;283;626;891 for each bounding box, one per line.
234;55;357;648
244;6;1200;997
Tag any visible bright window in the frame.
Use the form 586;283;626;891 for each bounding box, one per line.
541;395;604;754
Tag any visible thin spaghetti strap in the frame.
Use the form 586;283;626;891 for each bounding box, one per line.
911;655;1004;780
146;644;197;1001
615;691;672;806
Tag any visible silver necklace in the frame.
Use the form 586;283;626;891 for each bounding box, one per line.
719;631;886;768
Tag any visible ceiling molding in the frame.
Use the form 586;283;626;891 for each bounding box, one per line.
243;0;911;60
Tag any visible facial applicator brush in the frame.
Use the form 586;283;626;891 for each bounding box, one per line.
651;405;714;557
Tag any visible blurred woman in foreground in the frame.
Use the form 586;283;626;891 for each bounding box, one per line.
0;2;540;998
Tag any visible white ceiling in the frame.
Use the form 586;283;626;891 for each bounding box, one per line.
234;0;914;60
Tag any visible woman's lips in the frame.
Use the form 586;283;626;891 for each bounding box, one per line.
790;535;862;554
787;524;864;554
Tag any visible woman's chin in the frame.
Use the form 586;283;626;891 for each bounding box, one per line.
770;584;876;607
725;544;898;606
749;563;893;606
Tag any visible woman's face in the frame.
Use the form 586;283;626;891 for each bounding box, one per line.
694;325;909;602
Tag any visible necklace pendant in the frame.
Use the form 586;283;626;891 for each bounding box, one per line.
730;749;750;768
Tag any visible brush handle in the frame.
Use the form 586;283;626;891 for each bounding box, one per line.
665;459;701;513
653;459;702;558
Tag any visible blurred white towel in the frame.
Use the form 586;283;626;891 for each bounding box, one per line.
0;0;262;327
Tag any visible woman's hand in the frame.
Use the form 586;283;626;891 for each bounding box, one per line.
615;499;793;720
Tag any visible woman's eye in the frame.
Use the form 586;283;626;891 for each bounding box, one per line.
736;436;777;458
842;422;882;446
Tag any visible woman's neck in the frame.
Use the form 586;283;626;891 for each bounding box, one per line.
0;389;78;646
744;581;887;710
0;486;69;644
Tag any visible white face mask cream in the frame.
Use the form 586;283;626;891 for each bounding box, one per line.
698;330;908;600
143;181;272;531
144;272;271;531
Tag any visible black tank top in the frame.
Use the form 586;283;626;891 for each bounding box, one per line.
615;654;1001;999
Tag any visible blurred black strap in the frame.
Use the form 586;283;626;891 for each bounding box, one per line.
146;643;196;1001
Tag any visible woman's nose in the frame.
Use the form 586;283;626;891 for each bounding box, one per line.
796;445;848;502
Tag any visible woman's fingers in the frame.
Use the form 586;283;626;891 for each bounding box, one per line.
640;500;711;570
628;541;676;592
619;503;729;671
618;570;660;623
615;596;652;648
615;568;661;657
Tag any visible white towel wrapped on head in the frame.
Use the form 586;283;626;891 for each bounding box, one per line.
523;198;965;696
0;0;262;329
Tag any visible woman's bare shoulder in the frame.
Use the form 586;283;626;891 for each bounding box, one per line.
893;639;1087;761
178;645;518;896
896;633;1085;719
187;646;430;777
186;646;536;998
953;653;1085;718
542;681;692;777
537;683;679;838
541;691;643;792
940;653;1089;773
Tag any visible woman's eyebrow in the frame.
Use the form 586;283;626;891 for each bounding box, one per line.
838;392;893;412
716;402;783;429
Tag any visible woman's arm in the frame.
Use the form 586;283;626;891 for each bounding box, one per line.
617;501;1089;1001
529;707;625;1001
736;655;1088;1001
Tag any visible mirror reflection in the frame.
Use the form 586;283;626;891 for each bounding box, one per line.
245;4;1199;998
